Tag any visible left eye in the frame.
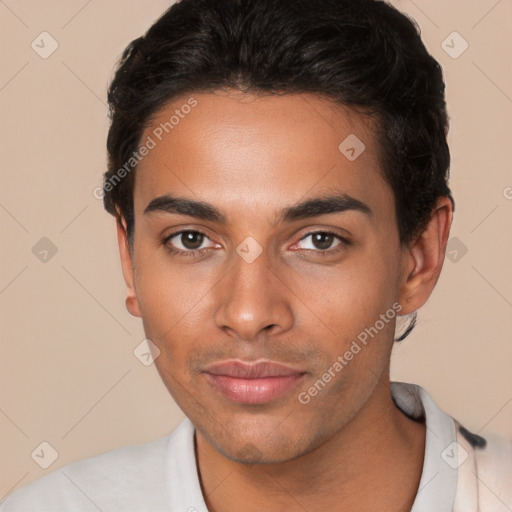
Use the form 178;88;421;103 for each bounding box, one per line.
295;232;345;251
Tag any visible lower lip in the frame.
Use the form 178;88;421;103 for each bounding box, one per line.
204;373;306;404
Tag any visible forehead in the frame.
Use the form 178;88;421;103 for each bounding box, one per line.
134;91;392;224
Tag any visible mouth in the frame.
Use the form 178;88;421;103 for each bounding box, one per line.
202;360;307;404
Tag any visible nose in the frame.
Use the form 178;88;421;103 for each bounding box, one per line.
213;245;294;341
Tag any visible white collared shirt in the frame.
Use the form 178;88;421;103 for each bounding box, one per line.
1;382;510;511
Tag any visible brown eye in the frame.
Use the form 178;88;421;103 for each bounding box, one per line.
295;231;346;252
163;230;215;255
311;232;335;250
179;231;205;250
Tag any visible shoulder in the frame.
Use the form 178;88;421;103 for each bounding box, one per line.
455;422;512;512
0;434;172;512
473;432;512;510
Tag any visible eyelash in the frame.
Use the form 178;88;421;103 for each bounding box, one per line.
160;229;349;259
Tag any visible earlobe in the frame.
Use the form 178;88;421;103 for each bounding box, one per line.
398;196;453;315
116;215;142;318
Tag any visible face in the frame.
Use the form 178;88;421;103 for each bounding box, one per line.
121;90;412;463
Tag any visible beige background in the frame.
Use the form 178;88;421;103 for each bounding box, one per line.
1;0;511;499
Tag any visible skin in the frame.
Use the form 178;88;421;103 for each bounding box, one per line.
116;90;453;511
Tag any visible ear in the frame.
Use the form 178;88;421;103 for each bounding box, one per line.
116;215;142;318
398;196;453;314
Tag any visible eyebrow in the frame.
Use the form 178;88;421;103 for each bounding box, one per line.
143;192;372;224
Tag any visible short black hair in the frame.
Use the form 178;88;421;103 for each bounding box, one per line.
103;0;454;340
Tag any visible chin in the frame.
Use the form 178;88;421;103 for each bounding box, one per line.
203;419;317;465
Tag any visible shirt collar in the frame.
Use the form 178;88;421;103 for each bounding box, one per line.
391;381;458;512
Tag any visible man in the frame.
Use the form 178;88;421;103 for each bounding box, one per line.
2;0;510;510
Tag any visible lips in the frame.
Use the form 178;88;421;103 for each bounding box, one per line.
203;360;306;404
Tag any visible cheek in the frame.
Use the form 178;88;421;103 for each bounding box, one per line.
134;245;212;322
292;249;397;336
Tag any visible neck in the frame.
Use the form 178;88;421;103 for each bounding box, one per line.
195;375;426;512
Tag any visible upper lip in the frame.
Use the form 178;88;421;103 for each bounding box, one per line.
203;360;305;379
